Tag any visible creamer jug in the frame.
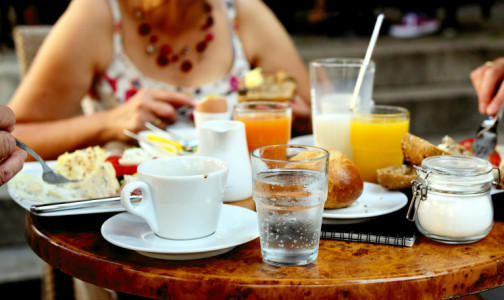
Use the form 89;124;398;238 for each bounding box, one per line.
197;120;252;202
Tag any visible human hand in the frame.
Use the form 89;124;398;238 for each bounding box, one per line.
105;89;194;141
287;95;311;119
0;105;27;185
470;58;504;116
288;95;312;135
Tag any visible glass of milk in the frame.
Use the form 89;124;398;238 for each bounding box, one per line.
310;58;375;160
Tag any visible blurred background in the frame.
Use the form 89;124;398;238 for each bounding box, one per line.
1;1;504;298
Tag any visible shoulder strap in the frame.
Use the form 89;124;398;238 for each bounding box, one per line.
107;0;124;53
108;0;122;23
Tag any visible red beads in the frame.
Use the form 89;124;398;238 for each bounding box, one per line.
160;44;172;56
138;23;151;36
137;1;213;72
181;61;192;72
157;55;169;66
196;41;207;53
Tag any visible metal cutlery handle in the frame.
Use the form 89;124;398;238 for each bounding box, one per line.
30;195;141;214
15;138;50;172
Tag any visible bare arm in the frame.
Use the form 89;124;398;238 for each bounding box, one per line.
8;0;115;159
236;0;311;134
8;0;193;159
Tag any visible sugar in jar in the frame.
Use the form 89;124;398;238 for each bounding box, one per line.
406;155;499;244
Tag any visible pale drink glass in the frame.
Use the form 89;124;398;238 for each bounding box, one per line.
310;58;375;160
251;145;329;266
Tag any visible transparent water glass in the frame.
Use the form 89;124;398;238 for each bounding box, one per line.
251;144;329;266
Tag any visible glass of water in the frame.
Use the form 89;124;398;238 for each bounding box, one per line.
250;144;329;266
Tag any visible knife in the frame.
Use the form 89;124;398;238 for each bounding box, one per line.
30;195;141;214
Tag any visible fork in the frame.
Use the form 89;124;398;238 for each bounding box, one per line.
15;138;79;184
472;103;504;159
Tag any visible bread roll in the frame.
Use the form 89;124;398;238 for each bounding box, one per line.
377;165;417;190
326;150;363;209
291;149;363;209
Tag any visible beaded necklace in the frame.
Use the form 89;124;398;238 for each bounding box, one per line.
134;1;214;72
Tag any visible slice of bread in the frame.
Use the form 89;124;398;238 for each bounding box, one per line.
378;133;471;190
377;165;417;190
238;70;297;102
401;132;451;166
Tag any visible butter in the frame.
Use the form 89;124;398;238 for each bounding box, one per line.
244;68;264;89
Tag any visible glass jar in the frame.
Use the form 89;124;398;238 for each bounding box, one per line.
406;155;500;244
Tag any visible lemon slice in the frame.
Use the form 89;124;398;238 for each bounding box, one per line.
145;134;183;153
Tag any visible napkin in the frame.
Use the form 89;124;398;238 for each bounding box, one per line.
320;195;417;247
321;189;504;247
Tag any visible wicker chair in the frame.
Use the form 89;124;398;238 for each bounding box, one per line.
12;25;52;78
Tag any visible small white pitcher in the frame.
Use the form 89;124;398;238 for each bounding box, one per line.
197;120;252;202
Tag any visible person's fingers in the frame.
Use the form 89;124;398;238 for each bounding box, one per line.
0;132;16;160
0;149;26;186
487;82;504;116
287;95;310;118
149;89;195;108
470;68;484;112
0;106;16;132
149;101;177;125
479;65;504;115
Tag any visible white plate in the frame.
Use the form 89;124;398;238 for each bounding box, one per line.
139;128;198;157
101;204;259;260
8;161;125;217
323;182;408;224
289;134;314;146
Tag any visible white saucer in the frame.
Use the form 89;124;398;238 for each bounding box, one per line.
323;182;408;224
101;204;258;260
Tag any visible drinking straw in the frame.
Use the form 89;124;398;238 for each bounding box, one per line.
350;13;385;110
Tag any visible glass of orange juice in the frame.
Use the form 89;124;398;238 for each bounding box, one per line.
233;101;292;153
350;105;410;183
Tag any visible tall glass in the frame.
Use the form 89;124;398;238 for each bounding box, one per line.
233;101;292;153
310;58;375;160
251;145;329;266
350;105;410;183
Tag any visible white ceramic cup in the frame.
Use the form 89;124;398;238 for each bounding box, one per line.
197;120;252;202
194;111;232;130
120;156;229;240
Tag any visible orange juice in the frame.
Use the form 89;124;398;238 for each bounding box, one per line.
350;106;410;183
235;113;291;153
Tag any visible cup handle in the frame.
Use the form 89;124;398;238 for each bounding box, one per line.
120;181;158;234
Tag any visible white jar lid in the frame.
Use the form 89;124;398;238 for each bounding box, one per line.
417;155;495;193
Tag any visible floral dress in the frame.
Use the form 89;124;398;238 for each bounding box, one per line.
84;0;251;127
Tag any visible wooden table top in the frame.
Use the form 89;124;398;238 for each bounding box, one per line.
25;197;504;299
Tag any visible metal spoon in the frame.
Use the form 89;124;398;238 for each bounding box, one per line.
15;138;79;184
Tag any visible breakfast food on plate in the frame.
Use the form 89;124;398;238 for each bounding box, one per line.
377;133;476;190
376;165;417;190
325;149;364;209
195;94;227;113
290;149;363;209
9;146;121;203
238;68;297;102
400;132;452;166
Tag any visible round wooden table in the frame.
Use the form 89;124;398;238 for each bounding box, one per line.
25;198;504;299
